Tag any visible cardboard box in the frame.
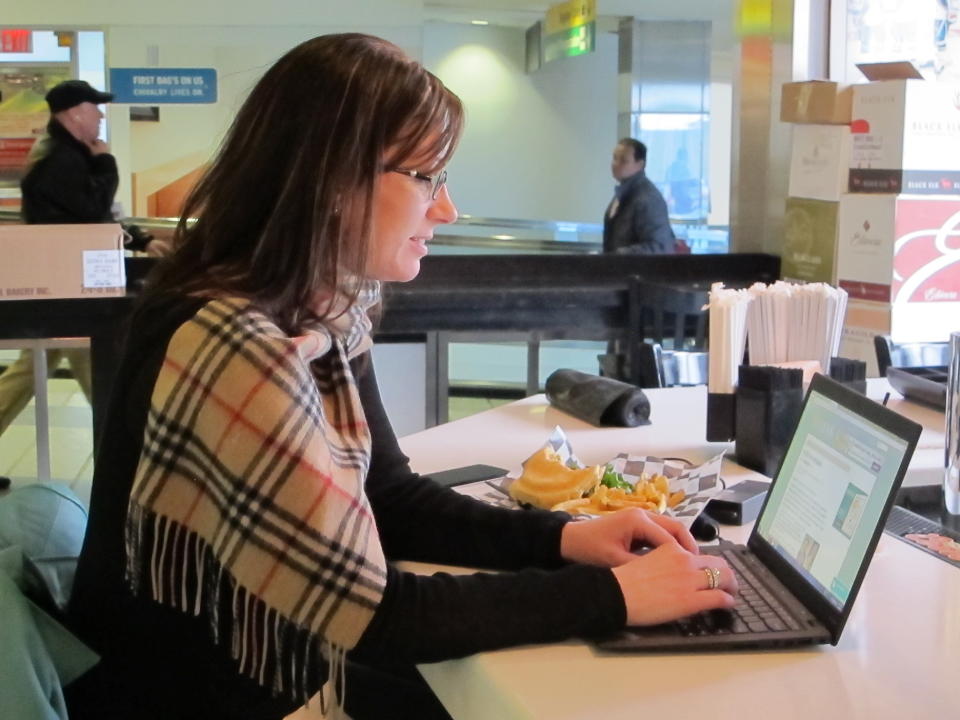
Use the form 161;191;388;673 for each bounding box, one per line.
836;194;960;344
0;223;126;300
780;81;853;124
782;197;839;284
849;61;960;194
839;299;891;377
788;124;852;202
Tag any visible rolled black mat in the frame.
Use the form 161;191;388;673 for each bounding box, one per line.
545;369;651;427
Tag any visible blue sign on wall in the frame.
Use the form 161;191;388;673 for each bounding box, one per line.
108;68;217;104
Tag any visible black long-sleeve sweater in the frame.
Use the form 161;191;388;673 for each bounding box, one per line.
21;119;118;225
65;295;626;719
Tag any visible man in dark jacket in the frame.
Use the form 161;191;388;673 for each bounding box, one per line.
602;138;675;254
0;81;118;436
20;80;119;224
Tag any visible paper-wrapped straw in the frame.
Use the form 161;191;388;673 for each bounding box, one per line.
707;282;752;393
744;281;849;371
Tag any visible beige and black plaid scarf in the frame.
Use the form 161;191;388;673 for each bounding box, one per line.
125;281;386;702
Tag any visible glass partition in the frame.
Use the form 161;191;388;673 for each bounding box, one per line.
0;209;729;255
837;0;958;83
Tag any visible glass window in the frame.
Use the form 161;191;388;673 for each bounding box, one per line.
630;111;728;253
842;0;959;82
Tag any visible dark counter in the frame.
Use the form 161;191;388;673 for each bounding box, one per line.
4;251;781;440
379;252;778;337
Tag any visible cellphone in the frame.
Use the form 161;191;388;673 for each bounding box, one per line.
425;464;509;488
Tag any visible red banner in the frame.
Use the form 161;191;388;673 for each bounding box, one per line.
893;198;960;304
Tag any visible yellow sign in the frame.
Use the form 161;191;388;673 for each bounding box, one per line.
545;0;595;36
736;0;772;36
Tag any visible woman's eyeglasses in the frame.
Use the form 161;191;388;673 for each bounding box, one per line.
391;168;447;201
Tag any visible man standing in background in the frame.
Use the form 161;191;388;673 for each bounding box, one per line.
603;138;675;254
0;80;117;436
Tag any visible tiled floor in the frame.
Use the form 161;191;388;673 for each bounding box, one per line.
0;372;95;505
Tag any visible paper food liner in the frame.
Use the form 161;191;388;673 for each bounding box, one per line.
463;427;724;529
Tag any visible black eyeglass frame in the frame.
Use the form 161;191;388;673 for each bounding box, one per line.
390;168;447;201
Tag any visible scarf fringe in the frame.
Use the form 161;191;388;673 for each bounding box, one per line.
126;506;348;708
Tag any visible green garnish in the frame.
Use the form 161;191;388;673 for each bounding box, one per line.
601;464;633;492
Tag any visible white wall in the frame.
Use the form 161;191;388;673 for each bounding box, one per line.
105;24;422;213
423;22;618;223
2;1;422;29
7;0;425;214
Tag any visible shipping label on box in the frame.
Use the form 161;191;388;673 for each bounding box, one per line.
782;197;839;284
780;81;853;124
837;194;960;343
788;124;852;202
850;77;960;194
0;224;126;300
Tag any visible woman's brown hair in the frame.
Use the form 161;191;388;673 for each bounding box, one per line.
143;33;463;334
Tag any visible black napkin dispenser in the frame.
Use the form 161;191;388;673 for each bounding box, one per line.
706;392;736;442
734;366;804;477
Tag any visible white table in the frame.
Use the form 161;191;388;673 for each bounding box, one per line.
398;380;959;720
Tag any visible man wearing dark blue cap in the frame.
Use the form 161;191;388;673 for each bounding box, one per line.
0;80;118;438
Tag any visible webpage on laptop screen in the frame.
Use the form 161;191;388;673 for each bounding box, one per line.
756;391;908;609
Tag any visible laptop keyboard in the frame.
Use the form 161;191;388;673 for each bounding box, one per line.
672;549;802;637
884;505;960;570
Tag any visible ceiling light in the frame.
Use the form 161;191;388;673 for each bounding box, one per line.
471;20;489;26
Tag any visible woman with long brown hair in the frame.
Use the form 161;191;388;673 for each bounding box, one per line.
65;34;736;720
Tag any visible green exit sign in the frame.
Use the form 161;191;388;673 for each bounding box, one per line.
543;21;595;62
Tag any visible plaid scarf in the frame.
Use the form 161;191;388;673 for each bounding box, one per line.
125;282;386;701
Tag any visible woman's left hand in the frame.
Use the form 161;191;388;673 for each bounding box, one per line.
559;508;699;567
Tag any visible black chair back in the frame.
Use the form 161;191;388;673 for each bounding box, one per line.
634;342;709;388
874;335;950;377
626;277;708;386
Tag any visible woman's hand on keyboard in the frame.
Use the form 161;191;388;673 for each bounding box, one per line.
560;508;698;567
611;543;738;626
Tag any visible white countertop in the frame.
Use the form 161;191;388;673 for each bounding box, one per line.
398;379;958;720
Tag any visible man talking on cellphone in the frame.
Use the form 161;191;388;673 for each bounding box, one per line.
0;80;119;439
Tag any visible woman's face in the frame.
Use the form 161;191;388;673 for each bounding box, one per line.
366;162;458;282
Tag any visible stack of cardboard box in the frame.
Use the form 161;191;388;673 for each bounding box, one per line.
780;80;853;287
780;63;960;375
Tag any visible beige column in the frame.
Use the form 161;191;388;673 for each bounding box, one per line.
730;0;829;254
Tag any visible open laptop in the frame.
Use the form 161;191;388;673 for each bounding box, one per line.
596;373;922;651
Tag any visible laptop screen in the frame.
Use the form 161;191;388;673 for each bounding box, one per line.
755;387;911;610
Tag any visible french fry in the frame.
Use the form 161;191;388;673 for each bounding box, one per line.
551;498;593;513
551;475;685;515
551;473;679;516
654;474;669;496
